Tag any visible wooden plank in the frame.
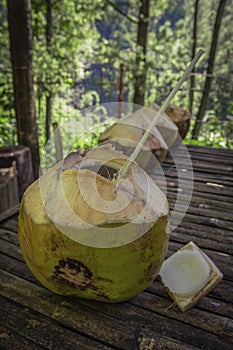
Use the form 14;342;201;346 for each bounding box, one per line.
207;280;233;303
129;291;233;336
172;175;233;190
156;178;233;197
0;296;199;350
168;201;233;224
170;222;233;244
190;155;233;166
169;230;233;255
186;144;233;157
165;186;233;204
0;239;23;262
163;152;233;176
147;279;233;319
169;145;233;159
0;205;19;224
0;217;18;233
148;278;233;305
5;229;232;286
167;192;233;211
172;215;233;239
0;229;19;245
163;161;233;176
163;158;233;175
177;153;233;166
0;271;231;350
0;324;45;350
0;269;137;350
0;252;39;285
161;168;233;186
0;296;114;350
0;269;202;350
163;156;233;173
171;211;233;232
161;182;233;201
1;203;232;283
76;296;233;350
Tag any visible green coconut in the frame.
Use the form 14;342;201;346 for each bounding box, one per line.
18;145;169;302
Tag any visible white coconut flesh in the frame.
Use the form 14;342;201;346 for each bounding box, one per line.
159;249;211;296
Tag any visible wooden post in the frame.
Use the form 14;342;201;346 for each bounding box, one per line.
7;0;40;178
52;122;63;162
0;146;34;199
0;161;19;213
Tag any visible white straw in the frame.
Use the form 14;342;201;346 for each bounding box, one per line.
117;49;204;180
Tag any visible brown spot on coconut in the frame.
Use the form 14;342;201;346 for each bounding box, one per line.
18;145;169;302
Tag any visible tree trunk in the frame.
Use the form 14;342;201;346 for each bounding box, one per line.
46;91;52;143
118;63;124;118
189;0;199;116
7;0;40;178
133;0;150;107
45;0;53;143
192;0;227;140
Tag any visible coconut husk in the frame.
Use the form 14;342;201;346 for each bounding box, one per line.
159;241;223;312
18;145;169;302
98;107;173;172
148;103;191;145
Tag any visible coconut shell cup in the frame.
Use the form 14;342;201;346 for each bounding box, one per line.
159;241;223;312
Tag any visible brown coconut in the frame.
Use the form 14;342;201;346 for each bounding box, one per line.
98;107;172;173
148;103;191;144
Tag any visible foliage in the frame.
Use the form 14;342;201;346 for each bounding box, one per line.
0;0;16;146
0;0;104;149
0;0;232;151
40;103;116;171
32;0;103;147
185;111;233;149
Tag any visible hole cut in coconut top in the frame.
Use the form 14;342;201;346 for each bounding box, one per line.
75;161;119;181
62;144;128;181
38;144;169;228
29;144;169;247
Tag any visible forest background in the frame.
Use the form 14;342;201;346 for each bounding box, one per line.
0;0;232;178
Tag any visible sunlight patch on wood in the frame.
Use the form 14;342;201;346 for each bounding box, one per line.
206;182;224;188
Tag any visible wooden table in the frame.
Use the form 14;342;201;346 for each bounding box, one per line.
0;145;233;350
